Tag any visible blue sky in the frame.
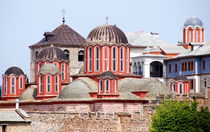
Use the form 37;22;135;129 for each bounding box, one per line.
0;0;209;85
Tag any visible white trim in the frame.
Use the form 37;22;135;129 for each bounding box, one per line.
126;47;130;73
112;46;117;72
95;46;100;72
105;80;110;93
114;80;117;94
61;63;65;80
172;83;176;93
120;47;124;72
88;46;92;72
178;82;183;94
102;47;105;72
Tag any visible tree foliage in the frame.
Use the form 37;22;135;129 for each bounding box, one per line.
150;101;210;132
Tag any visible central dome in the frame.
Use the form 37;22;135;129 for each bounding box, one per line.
184;17;203;28
87;24;128;44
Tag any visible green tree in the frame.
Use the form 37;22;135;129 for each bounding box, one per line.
150;101;198;132
196;106;210;132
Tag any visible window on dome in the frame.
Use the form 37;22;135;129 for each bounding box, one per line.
4;78;7;95
99;80;103;93
120;47;124;71
189;30;192;43
85;48;88;72
173;83;176;93
113;47;116;71
106;80;109;92
96;47;100;71
11;77;15;94
89;47;92;72
78;50;84;61
40;76;43;93
61;63;65;80
179;83;183;94
64;49;69;59
19;77;23;89
55;75;59;93
47;75;51;93
196;29;199;42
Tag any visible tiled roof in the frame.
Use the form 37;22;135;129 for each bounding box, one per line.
29;24;85;48
125;31;170;47
158;45;189;54
4;66;24;76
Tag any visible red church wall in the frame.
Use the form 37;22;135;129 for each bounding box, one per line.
1;75;26;101
170;81;190;95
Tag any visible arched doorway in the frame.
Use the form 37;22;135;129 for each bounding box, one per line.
150;61;163;77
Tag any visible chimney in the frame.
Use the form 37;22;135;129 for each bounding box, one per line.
189;43;194;51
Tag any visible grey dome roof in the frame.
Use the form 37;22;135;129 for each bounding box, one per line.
38;63;61;75
37;46;68;61
87;24;128;44
174;75;188;81
184;17;204;28
58;77;98;99
4;66;24;76
19;85;37;101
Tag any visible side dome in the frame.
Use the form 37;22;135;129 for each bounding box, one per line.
38;63;61;75
184;17;204;28
87;24;128;44
37;46;68;61
4;66;24;76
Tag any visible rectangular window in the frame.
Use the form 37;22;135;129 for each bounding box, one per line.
4;78;7;95
106;80;109;92
61;64;65;80
190;61;194;71
100;80;103;93
203;60;206;70
89;47;92;72
184;62;187;71
175;64;178;73
11;77;15;94
188;62;191;71
40;76;43;93
55;76;58;93
169;64;172;73
120;47;123;71
113;47;116;71
181;62;184;71
47;75;51;93
96;47;99;71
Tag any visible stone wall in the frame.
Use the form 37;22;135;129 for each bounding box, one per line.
28;106;152;132
0;123;31;132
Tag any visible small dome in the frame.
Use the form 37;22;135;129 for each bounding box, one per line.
87;24;128;44
58;77;98;99
37;46;68;61
4;66;24;76
184;17;204;28
98;71;117;79
38;63;60;75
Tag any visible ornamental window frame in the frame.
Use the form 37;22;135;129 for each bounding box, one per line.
61;63;65;80
105;80;110;93
95;46;100;71
120;47;124;72
89;46;92;72
178;83;183;94
78;50;84;61
112;47;116;72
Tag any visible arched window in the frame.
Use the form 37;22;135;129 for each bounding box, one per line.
78;50;84;61
11;77;15;94
204;78;207;87
35;51;39;59
106;80;109;92
89;47;92;72
47;75;51;93
37;62;42;72
64;49;69;59
4;78;7;95
19;77;23;89
179;83;183;94
150;61;163;77
114;80;117;94
196;29;199;42
55;75;59;93
39;76;43;93
96;47;100;71
173;83;176;93
61;63;65;80
120;47;124;71
189;29;192;43
99;80;103;93
113;47;116;71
